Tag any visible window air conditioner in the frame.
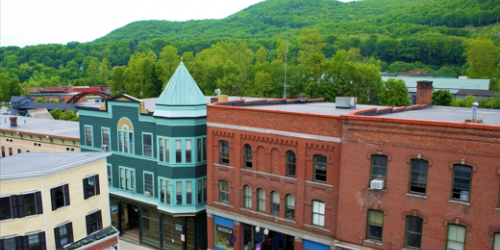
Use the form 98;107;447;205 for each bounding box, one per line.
370;179;385;190
129;188;134;192
144;191;151;196
101;145;109;151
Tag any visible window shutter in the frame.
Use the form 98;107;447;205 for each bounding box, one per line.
64;185;70;206
17;195;25;218
35;192;43;215
54;226;60;249
83;178;89;199
86;214;91;235
39;232;46;250
0;239;4;250
50;188;57;211
67;222;74;243
95;175;100;195
97;210;103;230
15;237;22;250
11;195;18;218
22;235;28;250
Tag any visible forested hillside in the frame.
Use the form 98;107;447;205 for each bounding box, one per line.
1;0;500;105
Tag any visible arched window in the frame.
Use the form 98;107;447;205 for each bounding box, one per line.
271;191;280;215
244;144;252;168
447;224;466;250
219;180;229;203
243;185;252;209
118;118;134;154
219;141;229;165
313;155;327;182
451;164;472;202
405;216;423;248
257;188;265;212
285;194;295;219
409;159;428;195
286;151;296;177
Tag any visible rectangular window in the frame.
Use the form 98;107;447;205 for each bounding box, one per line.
167;180;171;204
85;126;93;147
312;200;325;227
176;181;182;205
83;175;100;199
451;165;472;202
219;141;229;165
119;167;135;192
102;128;110;147
186;139;192;163
143;134;152;157
86;210;103;235
56;222;73;248
409;160;428;195
107;164;112;186
176;140;182;163
23;193;36;216
367;210;384;240
203;178;207;202
159;138;164;161
186;181;192;205
313;155;327;182
8;147;12;156
165;139;170;162
144;172;153;196
118;131;123;152
219;180;229;203
257;189;265;212
51;185;70;210
447;224;466;250
198;179;202;203
197;138;202;162
271;192;280;215
244;186;252;209
160;179;165;203
493;233;500;250
27;233;40;249
1;146;5;157
17;148;21;154
16;192;43;218
286;195;294;219
3;237;17;250
203;138;207;161
129;132;134;154
0;196;12;221
405;217;423;248
371;155;388;182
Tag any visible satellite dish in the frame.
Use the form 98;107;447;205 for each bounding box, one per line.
215;89;221;96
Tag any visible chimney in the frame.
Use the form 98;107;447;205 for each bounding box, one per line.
416;80;433;105
10;117;17;126
36;105;39;110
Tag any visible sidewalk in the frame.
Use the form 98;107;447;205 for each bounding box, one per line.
119;239;156;250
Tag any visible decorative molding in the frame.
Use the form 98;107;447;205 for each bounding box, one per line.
366;150;392;161
139;101;149;114
305;180;334;189
405;154;433;167
443;218;472;232
448;159;477;173
401;210;428;224
364;203;389;216
306;143;335;152
118;118;134;131
213;130;235;138
488;226;500;236
241;134;298;146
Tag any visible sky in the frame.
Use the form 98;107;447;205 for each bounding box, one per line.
1;0;353;48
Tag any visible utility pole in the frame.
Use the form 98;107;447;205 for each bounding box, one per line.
283;27;289;99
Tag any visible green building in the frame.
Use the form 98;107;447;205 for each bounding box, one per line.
78;62;208;250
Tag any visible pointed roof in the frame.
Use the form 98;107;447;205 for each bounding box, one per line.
153;62;208;118
156;62;208;106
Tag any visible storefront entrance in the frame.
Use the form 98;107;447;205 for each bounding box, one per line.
241;224;294;250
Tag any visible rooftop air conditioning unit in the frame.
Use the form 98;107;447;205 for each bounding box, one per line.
144;191;151;196
370;179;385;190
335;97;357;109
101;145;109;151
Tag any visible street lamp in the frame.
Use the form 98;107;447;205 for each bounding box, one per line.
255;226;260;233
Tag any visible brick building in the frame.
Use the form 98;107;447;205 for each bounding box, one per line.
205;83;500;250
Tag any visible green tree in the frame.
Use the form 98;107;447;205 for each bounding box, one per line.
298;29;325;65
379;78;410;106
256;46;267;64
35;98;47;103
464;36;500;79
254;71;273;97
50;108;63;119
432;90;453;106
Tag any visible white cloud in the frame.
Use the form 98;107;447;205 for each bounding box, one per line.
1;0;355;47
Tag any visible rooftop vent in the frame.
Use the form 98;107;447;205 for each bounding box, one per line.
335;97;357;109
10;117;17;126
297;94;307;103
465;102;482;123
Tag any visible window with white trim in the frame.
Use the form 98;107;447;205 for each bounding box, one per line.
312;200;325;227
447;224;466;250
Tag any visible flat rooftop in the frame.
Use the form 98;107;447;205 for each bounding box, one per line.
0;152;111;180
214;100;500;126
0;115;80;139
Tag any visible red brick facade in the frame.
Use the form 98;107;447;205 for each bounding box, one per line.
206;104;500;250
